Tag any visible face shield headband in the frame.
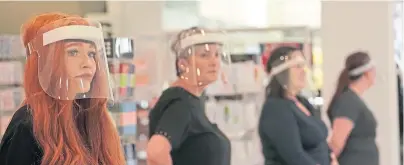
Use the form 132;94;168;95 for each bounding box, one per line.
26;25;104;55
269;55;306;77
263;55;306;86
176;33;227;57
348;60;375;76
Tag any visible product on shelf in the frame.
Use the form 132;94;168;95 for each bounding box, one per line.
0;88;24;111
104;38;134;59
0;35;25;59
118;101;137;135
105;37;146;164
123;143;137;165
0;61;23;85
135;100;150;165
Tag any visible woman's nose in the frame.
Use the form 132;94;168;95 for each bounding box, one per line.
80;54;92;68
208;56;220;67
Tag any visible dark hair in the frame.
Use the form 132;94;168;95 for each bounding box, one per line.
265;46;300;98
327;51;371;114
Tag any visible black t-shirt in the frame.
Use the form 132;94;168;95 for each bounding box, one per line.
0;105;43;165
149;87;231;165
328;88;379;165
259;96;330;165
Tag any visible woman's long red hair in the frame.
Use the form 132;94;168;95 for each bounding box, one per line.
20;13;125;165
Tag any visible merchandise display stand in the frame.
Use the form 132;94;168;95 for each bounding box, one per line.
104;37;139;164
0;35;26;138
132;34;170;165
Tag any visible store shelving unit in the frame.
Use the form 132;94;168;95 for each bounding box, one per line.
104;37;140;164
0;35;26;137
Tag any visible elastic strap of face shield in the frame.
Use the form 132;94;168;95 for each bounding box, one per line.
348;60;375;76
25;25;103;56
178;33;226;54
269;55;306;77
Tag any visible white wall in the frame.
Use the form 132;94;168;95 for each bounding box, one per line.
162;8;199;31
267;0;321;28
0;1;105;34
322;2;399;165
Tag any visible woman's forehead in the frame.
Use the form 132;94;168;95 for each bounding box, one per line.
191;43;222;52
290;50;303;58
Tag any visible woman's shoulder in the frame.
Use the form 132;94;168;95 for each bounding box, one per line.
262;97;295;115
3;105;33;137
332;89;364;108
0;105;41;164
264;97;293;108
157;87;200;108
11;105;32;126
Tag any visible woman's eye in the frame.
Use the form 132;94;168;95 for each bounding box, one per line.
88;51;96;58
67;49;79;56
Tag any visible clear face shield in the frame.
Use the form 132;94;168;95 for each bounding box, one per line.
26;18;113;101
266;52;310;97
175;31;232;94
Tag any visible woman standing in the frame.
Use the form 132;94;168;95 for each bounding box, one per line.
259;46;335;165
146;27;231;165
0;13;125;165
327;52;378;165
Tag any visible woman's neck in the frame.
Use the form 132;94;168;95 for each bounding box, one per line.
172;79;205;97
349;81;367;96
285;92;298;102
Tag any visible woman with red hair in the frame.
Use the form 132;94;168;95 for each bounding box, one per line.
0;13;125;165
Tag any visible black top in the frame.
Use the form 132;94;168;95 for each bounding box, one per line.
259;96;330;165
149;87;231;165
328;88;379;165
0;105;43;165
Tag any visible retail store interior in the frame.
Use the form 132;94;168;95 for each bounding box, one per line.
0;1;402;165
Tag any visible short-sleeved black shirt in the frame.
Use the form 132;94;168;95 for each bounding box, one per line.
328;88;379;165
0;105;43;165
149;87;231;165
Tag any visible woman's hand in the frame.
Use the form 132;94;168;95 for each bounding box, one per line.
330;152;339;165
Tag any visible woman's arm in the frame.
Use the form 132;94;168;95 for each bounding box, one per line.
147;135;173;165
260;100;319;165
147;101;191;165
329;118;355;156
328;97;360;157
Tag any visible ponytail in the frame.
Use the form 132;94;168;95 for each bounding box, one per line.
327;68;350;115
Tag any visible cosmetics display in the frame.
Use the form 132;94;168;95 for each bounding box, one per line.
135;100;151;165
105;37;160;165
105;37;140;164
